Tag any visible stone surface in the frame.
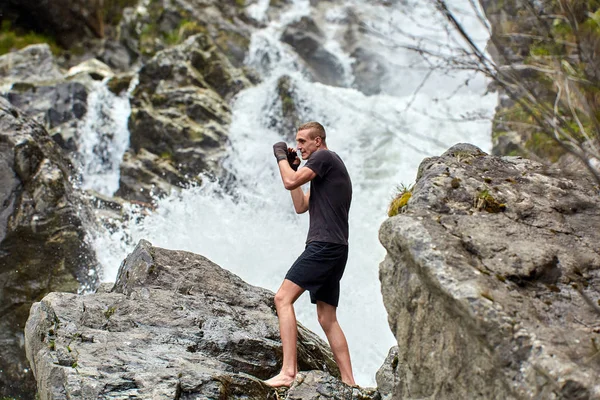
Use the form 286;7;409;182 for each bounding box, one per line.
379;143;600;399
25;240;343;399
281;16;346;88
375;346;400;400
0;97;99;398
7;80;89;152
124;32;251;203
0;44;64;85
0;0;106;47
285;371;380;400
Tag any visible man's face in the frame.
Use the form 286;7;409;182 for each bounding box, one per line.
296;129;321;160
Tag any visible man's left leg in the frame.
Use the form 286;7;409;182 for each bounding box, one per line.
264;279;305;387
316;301;356;386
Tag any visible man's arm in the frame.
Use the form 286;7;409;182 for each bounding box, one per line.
277;159;316;190
290;187;310;214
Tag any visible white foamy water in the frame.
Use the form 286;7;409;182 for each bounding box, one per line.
90;0;496;386
78;80;131;195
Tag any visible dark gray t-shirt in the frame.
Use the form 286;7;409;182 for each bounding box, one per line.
303;149;352;245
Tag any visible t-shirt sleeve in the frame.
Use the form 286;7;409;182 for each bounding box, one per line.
304;150;331;177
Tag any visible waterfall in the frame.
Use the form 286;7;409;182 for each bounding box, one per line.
90;0;496;386
77;80;131;196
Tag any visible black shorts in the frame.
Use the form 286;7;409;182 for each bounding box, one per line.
285;241;349;307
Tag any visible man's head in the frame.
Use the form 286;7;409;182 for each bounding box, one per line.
296;121;327;160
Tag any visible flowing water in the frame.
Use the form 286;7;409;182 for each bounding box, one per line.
77;80;131;195
90;0;496;386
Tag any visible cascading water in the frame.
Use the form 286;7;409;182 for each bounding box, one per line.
91;0;496;386
77;80;131;196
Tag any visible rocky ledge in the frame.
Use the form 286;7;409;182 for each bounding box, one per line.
25;240;380;399
379;144;600;399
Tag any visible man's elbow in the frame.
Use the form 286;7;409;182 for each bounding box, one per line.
294;205;308;214
283;180;299;191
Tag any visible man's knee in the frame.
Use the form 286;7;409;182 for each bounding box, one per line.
317;304;337;331
274;288;297;308
274;290;288;308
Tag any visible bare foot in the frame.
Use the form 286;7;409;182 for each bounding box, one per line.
263;372;296;388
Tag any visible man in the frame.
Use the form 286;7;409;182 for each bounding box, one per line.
265;121;355;388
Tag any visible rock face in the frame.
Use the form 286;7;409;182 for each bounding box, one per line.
0;97;99;398
0;0;111;47
24;240;372;399
281;16;346;88
122;32;251;202
379;144;600;399
0;44;64;85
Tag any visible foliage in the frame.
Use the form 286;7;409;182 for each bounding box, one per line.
430;0;600;185
475;189;506;213
388;183;413;217
0;21;61;55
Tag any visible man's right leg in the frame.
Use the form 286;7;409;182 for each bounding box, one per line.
264;279;305;387
316;301;356;386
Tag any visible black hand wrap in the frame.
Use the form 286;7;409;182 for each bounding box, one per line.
273;142;288;162
287;149;299;171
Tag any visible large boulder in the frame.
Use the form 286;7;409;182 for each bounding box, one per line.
0;97;99;398
25;240;353;399
379;143;600;399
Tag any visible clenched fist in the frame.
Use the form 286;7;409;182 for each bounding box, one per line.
273;142;288;162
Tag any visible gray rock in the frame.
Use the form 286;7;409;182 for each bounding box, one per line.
281;17;346;87
7;81;89;152
0;97;99;398
0;44;64;85
286;370;380;400
25;240;342;399
116;149;191;204
375;346;400;400
351;47;386;96
379;143;600;399
124;32;251;203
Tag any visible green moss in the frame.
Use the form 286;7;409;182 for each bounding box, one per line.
388;184;413;217
475;189;506;213
159;151;173;160
0;21;61;55
524;131;566;162
104;306;117;319
103;0;139;25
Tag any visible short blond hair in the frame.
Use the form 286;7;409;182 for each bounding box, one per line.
298;121;326;143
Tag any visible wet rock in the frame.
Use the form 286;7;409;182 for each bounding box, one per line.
281;16;346;87
25;240;341;399
0;97;99;398
116;149;191;204
379;143;600;399
268;75;302;141
7;80;89;152
351;47;386;96
124;32;251;202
